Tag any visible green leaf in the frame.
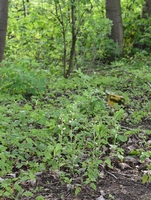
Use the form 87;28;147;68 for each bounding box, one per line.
36;195;45;200
14;182;22;193
105;157;112;169
117;135;127;142
90;182;96;191
142;174;148;184
23;191;34;197
75;187;81;196
54;143;62;156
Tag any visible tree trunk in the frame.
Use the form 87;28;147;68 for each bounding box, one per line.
0;0;8;62
67;0;76;77
106;0;123;54
142;0;151;18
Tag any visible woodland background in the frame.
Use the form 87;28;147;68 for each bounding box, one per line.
1;0;151;199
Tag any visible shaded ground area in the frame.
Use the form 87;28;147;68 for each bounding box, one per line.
2;111;151;199
19;169;151;200
15;122;151;200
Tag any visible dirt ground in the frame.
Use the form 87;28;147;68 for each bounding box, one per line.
19;168;151;200
14;124;150;200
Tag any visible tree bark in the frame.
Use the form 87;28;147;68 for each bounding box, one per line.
142;0;151;18
0;0;8;62
67;0;76;77
106;0;123;54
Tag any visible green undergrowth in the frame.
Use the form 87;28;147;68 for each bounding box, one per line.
1;57;151;198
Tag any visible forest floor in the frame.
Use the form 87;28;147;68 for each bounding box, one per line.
20;154;151;200
2;61;151;200
18;122;151;200
21;169;151;200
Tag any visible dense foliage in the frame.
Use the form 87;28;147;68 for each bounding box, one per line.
1;0;151;199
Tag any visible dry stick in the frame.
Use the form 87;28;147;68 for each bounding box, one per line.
105;170;118;179
112;171;138;178
146;81;151;88
121;125;147;133
100;164;118;179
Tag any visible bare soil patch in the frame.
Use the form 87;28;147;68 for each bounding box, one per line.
18;169;151;200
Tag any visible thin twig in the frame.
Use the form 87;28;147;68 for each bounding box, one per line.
120;125;135;131
146;81;151;88
105;170;118;179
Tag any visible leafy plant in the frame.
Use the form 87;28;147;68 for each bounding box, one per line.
1;0;151;199
0;60;47;97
